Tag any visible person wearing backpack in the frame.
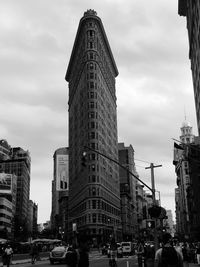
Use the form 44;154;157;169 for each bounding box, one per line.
155;233;183;267
76;234;89;267
65;245;78;267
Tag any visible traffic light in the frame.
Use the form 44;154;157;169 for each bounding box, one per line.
148;205;162;218
81;152;87;167
146;220;155;229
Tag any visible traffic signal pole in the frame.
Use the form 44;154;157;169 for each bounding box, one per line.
145;163;162;250
145;163;162;205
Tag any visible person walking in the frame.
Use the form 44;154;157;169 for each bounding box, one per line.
65;245;78;267
155;233;183;267
30;243;39;264
109;239;117;267
196;242;200;265
182;242;189;267
136;240;145;267
77;234;89;267
3;244;13;267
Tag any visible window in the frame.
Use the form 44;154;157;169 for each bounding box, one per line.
90;53;94;59
89;102;94;108
92;214;96;223
90;82;94;89
92;200;96;209
90;92;94;98
92;187;96;196
90;73;94;79
92;175;96;182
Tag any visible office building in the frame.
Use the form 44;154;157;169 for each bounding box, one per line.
0;140;11;160
178;0;200;134
0;173;17;239
118;143;137;240
51;147;69;239
173;120;200;239
0;145;31;240
27;200;38;238
65;10;121;243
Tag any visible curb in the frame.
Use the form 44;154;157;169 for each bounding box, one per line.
12;257;49;265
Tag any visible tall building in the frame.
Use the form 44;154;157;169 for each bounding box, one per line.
51;147;69;239
27;200;38;238
118;143;137;240
178;0;200;135
0;173;17;239
173;120;200;239
0;145;31;240
65;10;121;243
0;140;11;160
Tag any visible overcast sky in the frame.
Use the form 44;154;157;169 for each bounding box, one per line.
0;0;198;224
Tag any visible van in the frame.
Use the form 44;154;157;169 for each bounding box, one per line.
121;241;133;256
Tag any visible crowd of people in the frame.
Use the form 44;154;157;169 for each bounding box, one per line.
136;233;200;267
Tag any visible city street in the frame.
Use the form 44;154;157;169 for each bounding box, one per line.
11;257;137;267
8;251;137;267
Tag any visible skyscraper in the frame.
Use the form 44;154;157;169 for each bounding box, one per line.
51;147;69;238
65;10;121;243
178;0;200;135
118;143;137;240
0;145;31;240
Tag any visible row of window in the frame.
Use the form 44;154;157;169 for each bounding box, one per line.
0;205;12;213
0;213;12;220
71;198;120;218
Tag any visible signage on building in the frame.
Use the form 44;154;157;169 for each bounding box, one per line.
56;155;69;191
0;173;12;194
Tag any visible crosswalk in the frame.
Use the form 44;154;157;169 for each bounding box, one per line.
89;251;137;261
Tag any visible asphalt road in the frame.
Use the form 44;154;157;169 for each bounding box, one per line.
9;253;138;267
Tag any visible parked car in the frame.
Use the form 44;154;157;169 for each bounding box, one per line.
49;246;68;264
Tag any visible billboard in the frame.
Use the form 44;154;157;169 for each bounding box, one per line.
56;155;69;191
0;173;12;194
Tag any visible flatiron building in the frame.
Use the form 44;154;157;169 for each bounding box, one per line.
65;10;121;243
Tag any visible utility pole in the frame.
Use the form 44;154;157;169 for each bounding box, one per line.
145;163;162;205
145;163;162;250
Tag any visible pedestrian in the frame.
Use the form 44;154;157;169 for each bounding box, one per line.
154;233;183;267
109;238;117;267
30;243;39;264
182;242;189;267
144;243;155;267
65;245;78;267
196;242;200;265
77;234;89;267
137;240;145;267
3;244;13;267
1;245;7;267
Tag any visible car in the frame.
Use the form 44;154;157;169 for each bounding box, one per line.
121;241;133;256
49;245;68;264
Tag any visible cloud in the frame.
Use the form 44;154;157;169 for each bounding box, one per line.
0;0;197;223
